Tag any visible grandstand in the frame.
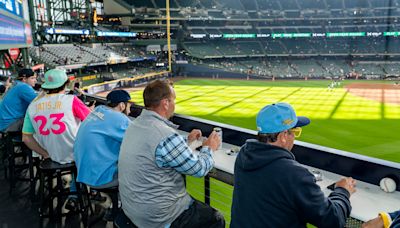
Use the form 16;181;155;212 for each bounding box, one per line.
30;45;108;67
30;44;150;68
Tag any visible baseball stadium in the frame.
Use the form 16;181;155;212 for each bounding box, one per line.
0;0;400;227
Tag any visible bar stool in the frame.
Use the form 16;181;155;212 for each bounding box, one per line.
38;159;91;226
89;186;119;221
0;131;7;178
3;131;39;198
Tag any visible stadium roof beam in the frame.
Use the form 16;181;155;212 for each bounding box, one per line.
31;0;92;33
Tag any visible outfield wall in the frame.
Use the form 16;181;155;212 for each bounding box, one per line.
83;71;169;94
174;63;265;79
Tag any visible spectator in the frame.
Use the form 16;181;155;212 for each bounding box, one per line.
74;89;131;220
119;79;225;228
0;77;11;95
230;102;356;228
0;69;37;132
362;210;400;228
22;69;90;164
22;69;91;210
73;78;82;90
74;90;131;189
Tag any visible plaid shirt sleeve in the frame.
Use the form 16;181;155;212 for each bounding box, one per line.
155;133;214;178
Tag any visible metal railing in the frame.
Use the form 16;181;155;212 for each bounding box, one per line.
86;83;399;228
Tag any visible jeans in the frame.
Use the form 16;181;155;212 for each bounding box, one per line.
170;199;225;228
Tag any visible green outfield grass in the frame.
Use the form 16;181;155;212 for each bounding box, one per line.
130;78;400;163
128;78;397;227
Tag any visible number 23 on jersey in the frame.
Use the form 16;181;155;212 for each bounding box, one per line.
33;113;66;136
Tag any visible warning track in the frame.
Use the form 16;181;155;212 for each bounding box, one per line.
345;83;400;105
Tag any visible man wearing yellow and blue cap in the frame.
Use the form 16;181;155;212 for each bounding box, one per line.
231;102;356;228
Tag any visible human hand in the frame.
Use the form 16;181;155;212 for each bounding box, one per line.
89;100;96;111
188;129;202;143
202;131;221;152
5;77;11;87
335;177;356;195
75;88;83;95
362;216;384;228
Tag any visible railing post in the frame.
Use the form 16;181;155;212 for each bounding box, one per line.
204;175;210;205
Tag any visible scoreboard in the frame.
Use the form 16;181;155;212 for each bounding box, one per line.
0;0;32;50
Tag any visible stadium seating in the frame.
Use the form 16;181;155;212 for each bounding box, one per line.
30;45;108;67
30;44;148;67
194;56;400;78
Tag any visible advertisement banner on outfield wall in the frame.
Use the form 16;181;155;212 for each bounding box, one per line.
81;75;98;81
87;85;105;94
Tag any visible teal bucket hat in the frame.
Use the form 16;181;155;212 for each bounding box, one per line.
41;69;68;89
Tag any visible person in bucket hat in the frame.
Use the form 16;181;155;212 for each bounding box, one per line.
231;102;356;228
22;69;91;211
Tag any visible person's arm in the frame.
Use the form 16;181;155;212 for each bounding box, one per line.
21;112;49;159
4;77;11;93
110;115;130;142
22;134;49;159
155;133;214;178
72;96;91;121
293;168;352;228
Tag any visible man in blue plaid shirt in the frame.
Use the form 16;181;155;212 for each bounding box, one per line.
119;79;225;228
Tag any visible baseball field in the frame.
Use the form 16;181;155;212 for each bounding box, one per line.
127;78;400;226
129;78;400;163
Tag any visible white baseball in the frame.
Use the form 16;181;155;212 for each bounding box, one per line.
379;177;397;193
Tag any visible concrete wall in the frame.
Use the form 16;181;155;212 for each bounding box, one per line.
174;63;267;79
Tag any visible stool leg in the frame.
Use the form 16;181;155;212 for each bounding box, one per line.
56;171;63;223
3;157;7;179
48;173;54;220
39;171;45;217
111;192;119;220
1;137;8;179
85;186;94;215
27;149;35;200
8;142;15;195
75;182;88;227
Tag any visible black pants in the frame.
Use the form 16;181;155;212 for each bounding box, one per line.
170;199;225;228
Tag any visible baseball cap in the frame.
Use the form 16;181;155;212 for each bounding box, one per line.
106;90;131;104
256;102;310;134
18;68;34;78
41;69;68;89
